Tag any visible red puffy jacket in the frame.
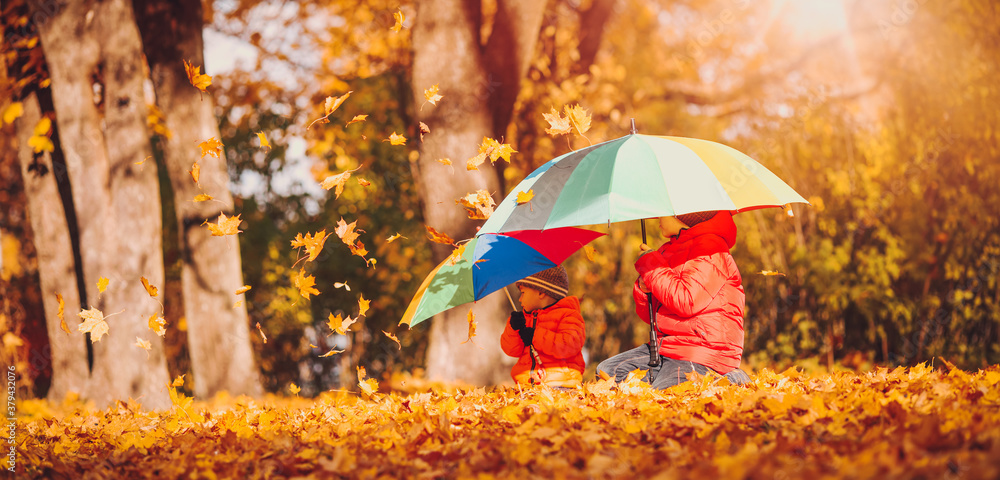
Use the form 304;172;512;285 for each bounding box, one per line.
501;296;585;387
633;211;745;373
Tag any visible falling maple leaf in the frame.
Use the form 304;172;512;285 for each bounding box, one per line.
183;59;212;93
135;337;151;356
193;194;214;202
382;330;401;350
423;84;442;105
171;374;185;387
543;107;572;136
235;285;252;295
385;132;406;145
461;309;478;344
419;122;430;141
564;104;592;136
292;269;320;299
148;313;166;337
334;282;351;291
391;9;405;32
320;170;355;199
255;322;267;343
345;114;367;126
28;117;54;154
189;162;201;183
358;295;371;317
308;91;353;129
78;308;109;342
385;233;405;243
456;190;496;220
197;137;223;158
233;300;243;309
436;158;452;166
2;102;23;124
141;276;158;298
289;383;301;396
204;213;242;236
291;230;329;262
357;177;371;187
584;245;597;262
516;190;534;205
357;366;378;396
319;348;345;358
758;270;786;276
334;218;362;246
425;225;455;245
97;277;109;294
56;293;70;334
467;137;516;170
256;131;270;150
327;313;358;336
446;244;467;266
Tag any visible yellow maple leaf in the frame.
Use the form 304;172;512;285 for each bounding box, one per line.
346;114;367;126
436;158;452;166
28;118;53;153
357;177;371;187
326;313;358;335
758;270;786;276
97;277;109;294
334;218;361;246
386;132;406;145
189;162;200;183
516;190;534;205
357;366;378;396
148;313;166;337
564;104;592;136
293;269;320;299
468;137;516;170
256;131;270;150
2;102;24;124
291;230;329;262
141;276;158;298
584;245;596;262
235;285;252;295
391;9;405;32
255;322;267;343
358;294;370;317
197;137;223;158
383;330;401;350
78;308;109;342
289;383;301;396
319;348;345;358
205;213;242;236
183;59;212;92
424;84;442;105
193;193;213;202
171;374;185;387
56;293;70;334
461;309;477;344
233;300;243;309
456;190;496;220
308;91;353;129
320;170;353;199
543;107;572;136
446;244;466;266
386;233;405;243
135;337;151;355
425;225;455;245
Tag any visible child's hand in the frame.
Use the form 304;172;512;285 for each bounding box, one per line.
509;311;526;330
518;327;535;346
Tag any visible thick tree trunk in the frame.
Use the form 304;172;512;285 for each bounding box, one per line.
14;93;89;401
133;0;262;399
411;0;547;384
32;0;171;409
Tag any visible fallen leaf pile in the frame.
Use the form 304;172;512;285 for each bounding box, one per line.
14;365;1000;479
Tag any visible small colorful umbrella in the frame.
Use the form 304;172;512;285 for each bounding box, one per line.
400;227;604;327
478;128;809;366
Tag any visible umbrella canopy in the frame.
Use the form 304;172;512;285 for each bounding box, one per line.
400;227;604;327
479;134;808;234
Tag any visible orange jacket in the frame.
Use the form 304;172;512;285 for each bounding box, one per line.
501;296;585;387
633;211;745;373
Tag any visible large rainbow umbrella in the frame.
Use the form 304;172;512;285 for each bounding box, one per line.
400;227;604;327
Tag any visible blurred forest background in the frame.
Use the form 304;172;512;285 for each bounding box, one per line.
2;0;998;400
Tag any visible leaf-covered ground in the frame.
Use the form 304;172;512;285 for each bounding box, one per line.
16;365;1000;479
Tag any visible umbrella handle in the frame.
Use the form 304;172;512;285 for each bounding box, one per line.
503;286;519;312
640;219;661;367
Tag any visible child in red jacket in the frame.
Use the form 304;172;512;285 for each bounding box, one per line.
597;211;751;389
501;266;586;388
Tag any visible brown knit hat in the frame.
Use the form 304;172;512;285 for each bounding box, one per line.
516;266;569;300
675;211;717;228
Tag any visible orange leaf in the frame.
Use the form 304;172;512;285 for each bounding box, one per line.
255;322;268;343
197;137;223;158
141;276;158;298
189;162;201;183
289;383;301;395
205;213;242;236
292;269;320;299
564;104;592;136
461;309;477;344
193;194;214;202
386;132;406;145
425;225;454;245
349;240;368;258
382;330;401;350
135;337;151;355
148;313;166;337
584;245;596;262
320;170;353;198
235;285;252;295
385;233;405;243
358;294;370;317
758;270;786;276
183;60;212;92
357;177;371;187
334;218;361;246
543;107;571;136
319;348;345;357
308;91;352;129
327;313;358;335
171;374;185;387
346;114;367;126
423;84;442;105
291;230;329;262
516;190;534;205
56;293;69;334
256;131;270;150
457;190;496;220
391;9;405;32
78;308;109;342
446;244;466;266
358;366;378;396
97;277;109;294
436;158;452;166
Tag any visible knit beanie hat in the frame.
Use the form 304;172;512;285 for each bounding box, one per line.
675;210;717;228
516;266;569;300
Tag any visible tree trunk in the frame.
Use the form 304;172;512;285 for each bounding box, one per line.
410;0;547;384
31;0;171;409
132;0;262;399
14;93;89;401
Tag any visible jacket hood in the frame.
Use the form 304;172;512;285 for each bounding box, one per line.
671;211;737;248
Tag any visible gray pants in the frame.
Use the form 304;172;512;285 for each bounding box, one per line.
597;345;751;390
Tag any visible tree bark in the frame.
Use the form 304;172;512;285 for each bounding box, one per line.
31;0;171;409
411;0;547;384
132;0;262;399
14;93;89;401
